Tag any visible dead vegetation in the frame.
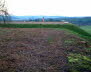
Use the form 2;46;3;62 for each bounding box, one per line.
0;28;89;72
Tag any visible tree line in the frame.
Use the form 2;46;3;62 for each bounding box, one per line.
0;0;91;26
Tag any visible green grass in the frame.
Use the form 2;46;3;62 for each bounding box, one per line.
0;23;91;40
68;53;91;72
80;25;91;34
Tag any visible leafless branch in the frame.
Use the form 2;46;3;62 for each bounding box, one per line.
0;0;11;24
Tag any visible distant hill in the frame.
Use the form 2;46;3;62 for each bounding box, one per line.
10;16;65;21
0;16;91;26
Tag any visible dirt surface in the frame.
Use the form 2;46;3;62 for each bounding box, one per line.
0;28;86;72
8;22;68;24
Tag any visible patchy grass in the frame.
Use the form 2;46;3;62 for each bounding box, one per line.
0;24;91;72
64;39;76;44
86;47;91;50
0;28;91;72
68;53;91;72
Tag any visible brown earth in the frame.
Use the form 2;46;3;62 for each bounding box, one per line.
0;28;86;72
8;21;69;24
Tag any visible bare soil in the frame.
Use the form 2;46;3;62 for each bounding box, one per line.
9;22;68;24
0;28;86;72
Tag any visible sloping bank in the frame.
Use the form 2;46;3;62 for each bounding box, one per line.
0;23;91;40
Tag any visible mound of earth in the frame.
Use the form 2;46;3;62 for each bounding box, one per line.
0;28;86;72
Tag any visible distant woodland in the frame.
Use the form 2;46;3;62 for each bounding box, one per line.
0;16;91;26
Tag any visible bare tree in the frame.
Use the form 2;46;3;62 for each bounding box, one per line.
0;0;11;24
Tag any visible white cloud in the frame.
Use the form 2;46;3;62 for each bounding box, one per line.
6;0;91;16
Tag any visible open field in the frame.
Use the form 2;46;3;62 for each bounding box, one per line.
80;25;91;34
0;24;91;72
0;28;91;72
0;24;91;40
1;22;68;24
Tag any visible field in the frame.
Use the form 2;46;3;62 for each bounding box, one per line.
0;24;91;40
80;25;91;34
9;21;67;24
0;23;91;72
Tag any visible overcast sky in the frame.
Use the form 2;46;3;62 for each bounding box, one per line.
6;0;91;16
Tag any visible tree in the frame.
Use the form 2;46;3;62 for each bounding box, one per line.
0;0;11;24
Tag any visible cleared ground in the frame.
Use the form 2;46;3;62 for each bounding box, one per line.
8;21;69;24
0;28;87;72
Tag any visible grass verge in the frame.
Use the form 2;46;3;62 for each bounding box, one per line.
80;25;91;34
